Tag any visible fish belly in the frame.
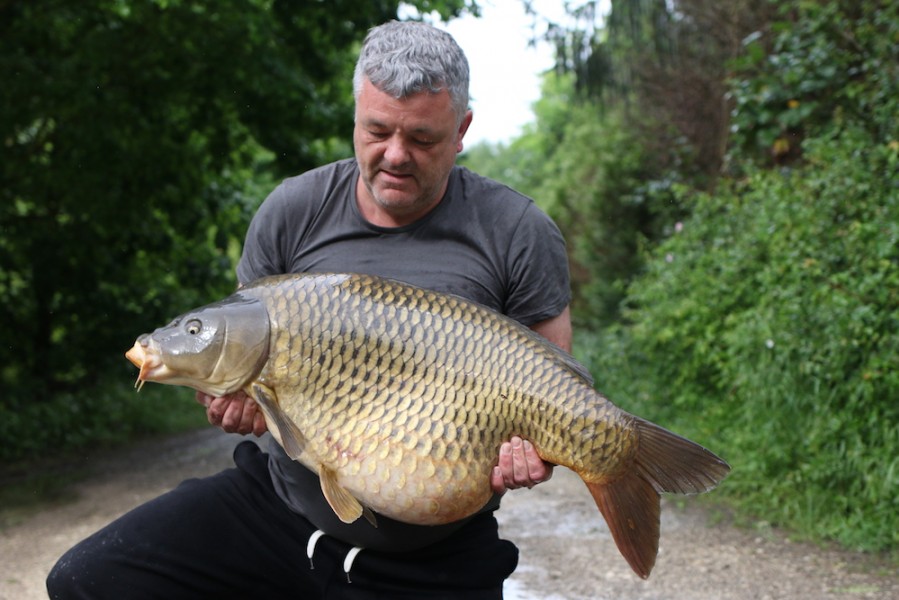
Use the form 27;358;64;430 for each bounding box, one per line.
280;384;511;524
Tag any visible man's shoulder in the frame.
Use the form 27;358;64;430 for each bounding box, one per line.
451;165;536;215
279;158;357;191
250;158;357;228
453;165;529;199
451;166;556;231
262;158;357;215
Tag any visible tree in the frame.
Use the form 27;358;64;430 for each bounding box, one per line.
463;73;667;327
546;0;772;182
729;0;899;163
579;0;899;552
0;0;469;412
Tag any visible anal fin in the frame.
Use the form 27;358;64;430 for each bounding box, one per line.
361;506;378;528
320;467;374;526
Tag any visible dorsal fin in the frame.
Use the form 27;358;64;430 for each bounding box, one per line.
522;327;594;387
552;346;594;387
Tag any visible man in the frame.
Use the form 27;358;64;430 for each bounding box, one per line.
48;20;571;599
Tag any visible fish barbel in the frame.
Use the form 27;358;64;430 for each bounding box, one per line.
125;272;729;578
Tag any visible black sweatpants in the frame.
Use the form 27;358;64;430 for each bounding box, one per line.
46;441;518;599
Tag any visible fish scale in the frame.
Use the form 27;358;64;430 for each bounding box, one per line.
126;271;730;578
245;274;632;521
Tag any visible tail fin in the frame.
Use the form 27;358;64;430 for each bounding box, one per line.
585;417;730;579
586;470;661;579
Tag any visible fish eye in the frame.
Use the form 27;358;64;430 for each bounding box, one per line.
186;319;202;335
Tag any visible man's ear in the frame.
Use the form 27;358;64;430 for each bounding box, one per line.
456;109;474;153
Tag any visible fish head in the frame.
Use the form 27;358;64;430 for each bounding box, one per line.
125;295;270;396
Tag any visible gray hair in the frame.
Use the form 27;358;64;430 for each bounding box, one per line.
353;21;470;122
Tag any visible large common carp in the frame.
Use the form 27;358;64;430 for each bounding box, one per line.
125;272;729;578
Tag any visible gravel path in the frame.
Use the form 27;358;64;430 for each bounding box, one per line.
1;429;895;599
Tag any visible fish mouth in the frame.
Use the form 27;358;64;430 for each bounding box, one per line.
125;339;165;391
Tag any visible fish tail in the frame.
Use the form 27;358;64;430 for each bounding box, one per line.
631;416;731;495
584;417;730;579
585;470;660;579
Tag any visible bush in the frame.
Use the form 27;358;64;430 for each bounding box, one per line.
585;128;899;552
0;373;206;463
729;0;899;163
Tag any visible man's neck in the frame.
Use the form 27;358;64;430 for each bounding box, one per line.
354;176;446;228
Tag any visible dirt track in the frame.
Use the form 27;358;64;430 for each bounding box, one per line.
1;429;896;600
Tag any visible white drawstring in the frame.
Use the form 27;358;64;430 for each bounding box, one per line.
343;546;365;583
306;530;326;570
305;530;364;584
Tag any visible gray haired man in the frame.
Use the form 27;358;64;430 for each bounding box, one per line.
48;21;570;599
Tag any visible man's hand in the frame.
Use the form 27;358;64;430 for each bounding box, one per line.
196;390;268;436
490;436;553;494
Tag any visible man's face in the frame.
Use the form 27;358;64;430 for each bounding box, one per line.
354;78;472;225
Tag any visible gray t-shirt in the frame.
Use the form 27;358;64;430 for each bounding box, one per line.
237;158;570;551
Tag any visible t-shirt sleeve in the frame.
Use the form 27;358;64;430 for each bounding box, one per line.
236;182;300;285
503;202;571;326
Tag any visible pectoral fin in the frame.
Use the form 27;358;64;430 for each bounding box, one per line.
249;383;306;460
319;467;377;527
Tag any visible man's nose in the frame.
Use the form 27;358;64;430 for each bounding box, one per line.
383;135;411;166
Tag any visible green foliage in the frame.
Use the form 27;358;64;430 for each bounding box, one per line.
526;0;899;552
548;0;772;181
474;0;898;553
0;0;469;460
0;358;209;461
528;102;660;326
586;129;899;552
464;73;685;327
729;0;899;162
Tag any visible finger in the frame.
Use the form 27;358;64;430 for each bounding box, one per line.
523;440;552;483
195;391;212;408
498;440;514;484
237;397;260;435
206;396;228;427
221;396;247;433
490;466;507;495
491;443;514;494
510;436;532;487
252;411;268;437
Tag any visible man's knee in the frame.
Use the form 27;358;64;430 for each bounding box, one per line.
46;537;120;600
46;547;84;599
